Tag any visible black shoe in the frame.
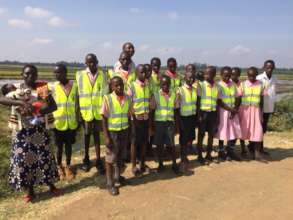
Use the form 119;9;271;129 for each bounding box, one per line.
260;149;270;156
197;156;206;165
107;185;119;196
241;150;248;159
205;154;213;162
81;158;91;172
132;167;143;177
157;163;165;173
115;176;128;187
218;151;227;161
96;160;105;175
140;164;151;173
227;150;241;161
172;164;181;175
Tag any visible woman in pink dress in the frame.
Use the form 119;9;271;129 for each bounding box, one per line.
216;66;242;161
239;67;266;160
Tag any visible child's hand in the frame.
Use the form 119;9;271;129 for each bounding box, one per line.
105;137;113;149
37;85;49;99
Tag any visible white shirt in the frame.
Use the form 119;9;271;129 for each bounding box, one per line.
114;60;135;73
256;72;277;113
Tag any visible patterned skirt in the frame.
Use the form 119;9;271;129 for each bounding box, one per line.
8;124;59;191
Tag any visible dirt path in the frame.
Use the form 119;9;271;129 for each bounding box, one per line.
1;132;293;220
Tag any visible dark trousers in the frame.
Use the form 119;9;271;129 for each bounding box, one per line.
262;113;271;134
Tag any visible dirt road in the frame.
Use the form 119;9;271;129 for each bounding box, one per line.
1;132;293;220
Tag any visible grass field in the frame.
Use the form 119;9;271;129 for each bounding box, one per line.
0;64;292;80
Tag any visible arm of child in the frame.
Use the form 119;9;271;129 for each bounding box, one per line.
102;115;112;148
39;94;57;115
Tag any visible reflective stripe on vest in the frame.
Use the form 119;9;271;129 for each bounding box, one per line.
50;81;78;131
150;72;160;95
106;93;130;131
131;82;150;115
154;91;176;121
200;81;218;111
171;77;181;92
241;81;262;106
76;69;108;121
179;85;197;116
218;81;237;107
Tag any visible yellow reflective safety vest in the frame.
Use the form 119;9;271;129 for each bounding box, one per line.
49;81;78;131
108;69;136;92
130;81;150;115
200;81;219;111
105;93;130;131
218;81;237;108
241;80;263;106
154;90;176;122
149;72;160;95
76;69;108;121
178;84;197;116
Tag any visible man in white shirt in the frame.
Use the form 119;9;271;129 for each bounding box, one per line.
256;60;277;155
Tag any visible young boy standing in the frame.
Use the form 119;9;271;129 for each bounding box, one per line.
197;66;219;164
176;71;199;170
150;75;180;174
50;64;78;180
128;65;150;176
76;53;108;173
165;57;181;92
101;76;131;196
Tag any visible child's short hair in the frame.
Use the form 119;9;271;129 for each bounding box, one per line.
1;84;11;96
150;57;161;64
264;60;275;68
248;66;258;74
111;76;123;84
167;57;177;65
221;66;232;74
22;64;37;75
160;74;171;84
232;67;242;74
55;63;68;73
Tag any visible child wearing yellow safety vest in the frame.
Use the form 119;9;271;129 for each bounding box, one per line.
50;64;78;180
150;75;180;174
128;64;151;177
215;67;242;162
197;66;219;165
150;57;161;95
239;67;267;160
165;57;182;92
76;53;108;173
109;52;136;92
101;76;131;196
176;71;199;171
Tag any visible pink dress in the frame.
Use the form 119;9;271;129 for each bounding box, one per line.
215;81;242;141
238;80;265;142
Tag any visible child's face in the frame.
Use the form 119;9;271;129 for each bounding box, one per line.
136;66;146;82
151;60;161;73
119;53;131;69
204;68;216;82
231;69;240;82
167;61;177;73
86;55;98;74
144;65;152;79
264;62;275;75
112;78;124;96
221;70;231;83
185;72;196;86
196;71;204;82
54;67;67;83
123;43;135;57
160;78;170;93
247;70;257;82
186;65;196;74
23;67;38;86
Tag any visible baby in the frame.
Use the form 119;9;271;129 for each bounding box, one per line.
1;83;44;125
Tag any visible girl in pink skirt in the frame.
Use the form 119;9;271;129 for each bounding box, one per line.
216;67;242;161
239;67;266;160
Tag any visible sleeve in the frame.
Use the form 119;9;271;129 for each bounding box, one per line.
218;86;224;99
100;95;109;118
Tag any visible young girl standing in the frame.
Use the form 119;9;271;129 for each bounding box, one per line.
239;67;266;160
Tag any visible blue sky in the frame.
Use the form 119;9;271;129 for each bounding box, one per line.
0;0;292;67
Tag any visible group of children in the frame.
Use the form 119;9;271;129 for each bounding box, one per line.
1;42;276;199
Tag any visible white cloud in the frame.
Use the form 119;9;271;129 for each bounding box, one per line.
138;44;150;51
32;37;53;45
129;8;141;14
167;11;179;21
0;8;7;16
155;46;182;55
229;45;252;55
48;16;66;27
24;6;52;18
8;19;32;29
101;41;112;48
